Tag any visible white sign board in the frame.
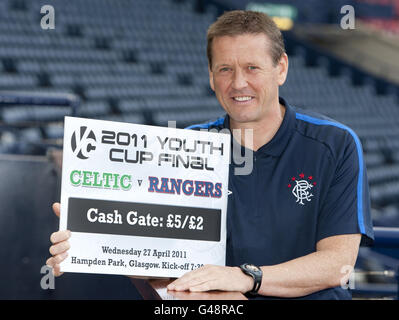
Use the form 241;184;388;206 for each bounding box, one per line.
59;117;230;278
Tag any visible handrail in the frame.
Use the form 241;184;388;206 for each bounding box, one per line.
0;91;80;150
0;91;80;116
356;227;399;300
373;227;399;248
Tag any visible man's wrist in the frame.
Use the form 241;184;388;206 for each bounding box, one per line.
238;264;263;295
234;266;255;294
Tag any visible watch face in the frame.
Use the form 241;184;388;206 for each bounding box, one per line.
246;264;259;272
241;264;262;294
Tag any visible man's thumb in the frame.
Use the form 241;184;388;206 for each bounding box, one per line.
52;202;60;218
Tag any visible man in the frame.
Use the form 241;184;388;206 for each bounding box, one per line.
47;10;374;299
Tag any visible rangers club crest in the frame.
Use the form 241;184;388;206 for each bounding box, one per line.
287;173;316;205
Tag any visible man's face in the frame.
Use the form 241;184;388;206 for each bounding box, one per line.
209;33;288;125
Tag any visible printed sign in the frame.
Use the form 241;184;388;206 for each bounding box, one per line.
59;117;230;278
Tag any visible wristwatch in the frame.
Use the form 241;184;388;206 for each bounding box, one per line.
239;263;263;295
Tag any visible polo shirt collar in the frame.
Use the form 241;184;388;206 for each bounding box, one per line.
222;97;295;157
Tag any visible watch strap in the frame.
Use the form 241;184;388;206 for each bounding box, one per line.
239;263;262;295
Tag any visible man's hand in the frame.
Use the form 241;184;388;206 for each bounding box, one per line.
45;202;71;277
166;265;253;293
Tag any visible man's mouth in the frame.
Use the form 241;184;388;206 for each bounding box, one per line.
232;96;254;102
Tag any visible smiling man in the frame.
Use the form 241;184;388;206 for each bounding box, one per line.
168;10;374;299
46;10;374;300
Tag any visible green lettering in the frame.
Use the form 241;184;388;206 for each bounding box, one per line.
113;174;120;189
70;170;81;186
103;173;113;188
82;171;92;186
92;171;102;187
120;175;132;190
69;170;131;191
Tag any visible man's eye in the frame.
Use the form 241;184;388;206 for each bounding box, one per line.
248;66;257;70
219;67;230;72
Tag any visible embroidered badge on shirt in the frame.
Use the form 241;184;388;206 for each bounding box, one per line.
287;173;316;205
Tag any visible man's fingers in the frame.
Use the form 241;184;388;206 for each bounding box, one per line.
49;241;70;256
46;251;68;267
167;268;211;291
170;277;208;291
50;264;64;277
52;265;64;277
46;257;55;267
55;252;69;264
48;203;67;278
189;280;218;292
167;273;195;290
46;256;67;277
168;264;213;289
52;202;60;218
50;230;71;244
167;265;239;292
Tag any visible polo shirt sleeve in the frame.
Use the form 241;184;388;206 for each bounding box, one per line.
316;131;374;246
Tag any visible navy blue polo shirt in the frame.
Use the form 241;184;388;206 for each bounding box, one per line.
186;97;374;300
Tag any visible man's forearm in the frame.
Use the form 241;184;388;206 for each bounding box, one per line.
166;235;360;296
258;250;352;298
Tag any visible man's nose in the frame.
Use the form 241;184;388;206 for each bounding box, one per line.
231;69;248;90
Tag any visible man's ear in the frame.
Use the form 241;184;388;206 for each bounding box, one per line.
208;64;215;92
277;53;289;86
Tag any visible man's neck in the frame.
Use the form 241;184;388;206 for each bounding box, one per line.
229;103;286;151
